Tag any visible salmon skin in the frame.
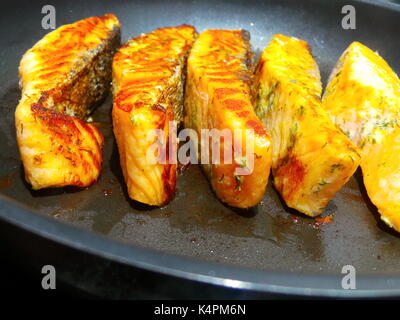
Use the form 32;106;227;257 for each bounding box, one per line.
15;13;121;190
184;29;272;208
253;34;360;216
323;42;400;232
112;25;197;206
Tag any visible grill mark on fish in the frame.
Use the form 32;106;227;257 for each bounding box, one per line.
15;13;121;190
112;25;197;206
184;29;272;208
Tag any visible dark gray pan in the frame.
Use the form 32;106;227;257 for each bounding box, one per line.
1;0;400;297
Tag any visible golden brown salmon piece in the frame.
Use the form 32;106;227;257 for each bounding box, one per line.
323;41;400;231
15;14;121;190
112;25;197;206
184;29;272;208
253;34;360;216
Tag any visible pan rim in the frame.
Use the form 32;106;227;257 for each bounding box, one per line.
360;0;400;13
1;193;400;298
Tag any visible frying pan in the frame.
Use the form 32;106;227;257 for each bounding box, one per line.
1;0;400;298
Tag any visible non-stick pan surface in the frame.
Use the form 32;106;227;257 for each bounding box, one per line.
1;0;400;297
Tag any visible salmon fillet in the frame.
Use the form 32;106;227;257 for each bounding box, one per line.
112;25;197;206
253;34;360;216
15;13;121;189
184;29;272;208
323;41;400;231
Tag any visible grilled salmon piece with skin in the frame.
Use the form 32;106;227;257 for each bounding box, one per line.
15;13;121;189
112;25;197;206
323;41;400;232
184;29;272;208
253;34;360;216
